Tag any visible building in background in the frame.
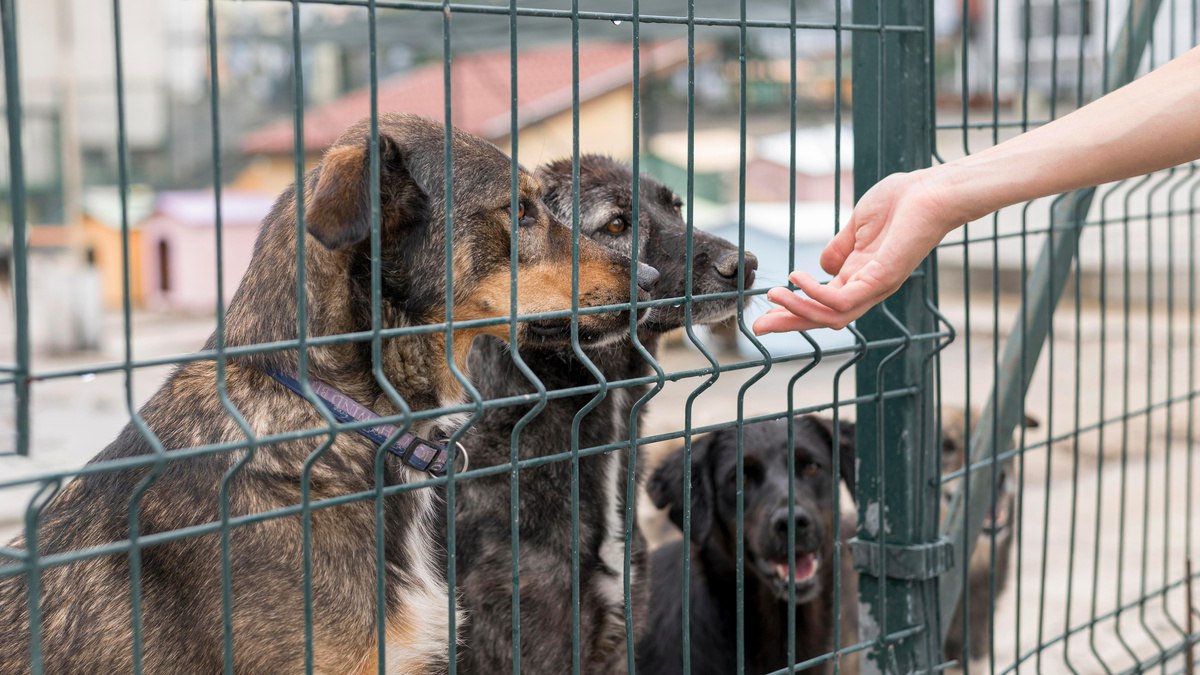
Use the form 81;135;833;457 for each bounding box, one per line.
934;0;1195;104
237;41;692;193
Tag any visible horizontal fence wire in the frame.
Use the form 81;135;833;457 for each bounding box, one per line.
0;0;1196;674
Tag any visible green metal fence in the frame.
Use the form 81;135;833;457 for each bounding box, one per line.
0;0;1198;673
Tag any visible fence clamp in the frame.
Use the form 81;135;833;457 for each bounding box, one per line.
848;536;954;581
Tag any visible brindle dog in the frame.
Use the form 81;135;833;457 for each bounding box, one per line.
0;115;653;674
453;155;755;674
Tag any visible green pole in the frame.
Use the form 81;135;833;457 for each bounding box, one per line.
851;1;944;672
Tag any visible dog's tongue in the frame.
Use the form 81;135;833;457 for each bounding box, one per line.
794;553;818;582
773;553;819;583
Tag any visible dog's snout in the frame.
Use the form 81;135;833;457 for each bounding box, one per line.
714;250;758;288
771;507;812;537
636;262;661;293
742;253;758;288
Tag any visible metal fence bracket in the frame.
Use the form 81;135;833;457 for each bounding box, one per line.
851;537;954;582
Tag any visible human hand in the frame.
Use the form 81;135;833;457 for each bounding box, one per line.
752;170;965;334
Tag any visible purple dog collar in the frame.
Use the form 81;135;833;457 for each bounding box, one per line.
265;368;466;477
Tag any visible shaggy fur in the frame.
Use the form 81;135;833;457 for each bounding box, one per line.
452;156;755;674
0;115;646;674
638;416;856;675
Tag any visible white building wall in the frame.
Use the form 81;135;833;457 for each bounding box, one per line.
947;0;1196;101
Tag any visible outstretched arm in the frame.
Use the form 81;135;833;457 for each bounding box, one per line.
753;45;1200;335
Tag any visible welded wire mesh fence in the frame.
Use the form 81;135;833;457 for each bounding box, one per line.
934;1;1200;673
0;0;1196;674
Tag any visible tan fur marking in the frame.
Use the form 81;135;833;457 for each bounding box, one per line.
351;590;454;675
458;261;628;330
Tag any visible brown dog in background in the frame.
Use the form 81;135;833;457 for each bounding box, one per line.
0;114;651;673
940;407;1039;666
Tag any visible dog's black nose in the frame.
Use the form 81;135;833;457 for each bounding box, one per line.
714;250;758;288
771;508;812;536
635;262;661;292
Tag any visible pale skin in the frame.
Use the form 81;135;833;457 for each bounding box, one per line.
753;45;1200;335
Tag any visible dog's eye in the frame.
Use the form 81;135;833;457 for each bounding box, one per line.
606;216;627;235
518;200;537;227
513;201;536;227
672;198;683;215
743;460;764;484
800;462;821;478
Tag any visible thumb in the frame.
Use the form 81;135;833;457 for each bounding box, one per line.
819;221;857;275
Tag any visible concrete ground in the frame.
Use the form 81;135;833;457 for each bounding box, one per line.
1;296;1196;673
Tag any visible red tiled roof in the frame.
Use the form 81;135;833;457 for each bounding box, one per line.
242;40;689;155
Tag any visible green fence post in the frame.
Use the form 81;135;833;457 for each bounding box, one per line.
2;0;30;457
851;1;944;673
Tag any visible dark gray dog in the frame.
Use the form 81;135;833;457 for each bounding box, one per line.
453;155;756;673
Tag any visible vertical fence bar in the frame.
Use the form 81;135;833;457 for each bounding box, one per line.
363;3;418;673
206;3;258;673
0;0;29;457
678;4;722;674
438;2;489;671
563;5;612;674
502;3;545;674
111;0;170;670
851;2;940;673
622;3;668;671
731;0;775;665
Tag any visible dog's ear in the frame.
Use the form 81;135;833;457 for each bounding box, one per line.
799;415;857;498
306;134;407;250
533;158;572;215
647;432;717;541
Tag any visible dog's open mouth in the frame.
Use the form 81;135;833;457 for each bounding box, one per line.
981;496;1013;536
771;553;819;584
941;481;1014;537
755;551;822;601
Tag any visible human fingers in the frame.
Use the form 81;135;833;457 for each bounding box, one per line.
789;268;883;316
762;286;858;330
751;310;822;335
790;270;844;292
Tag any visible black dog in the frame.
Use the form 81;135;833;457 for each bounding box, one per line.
454;155;756;673
639;416;856;675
